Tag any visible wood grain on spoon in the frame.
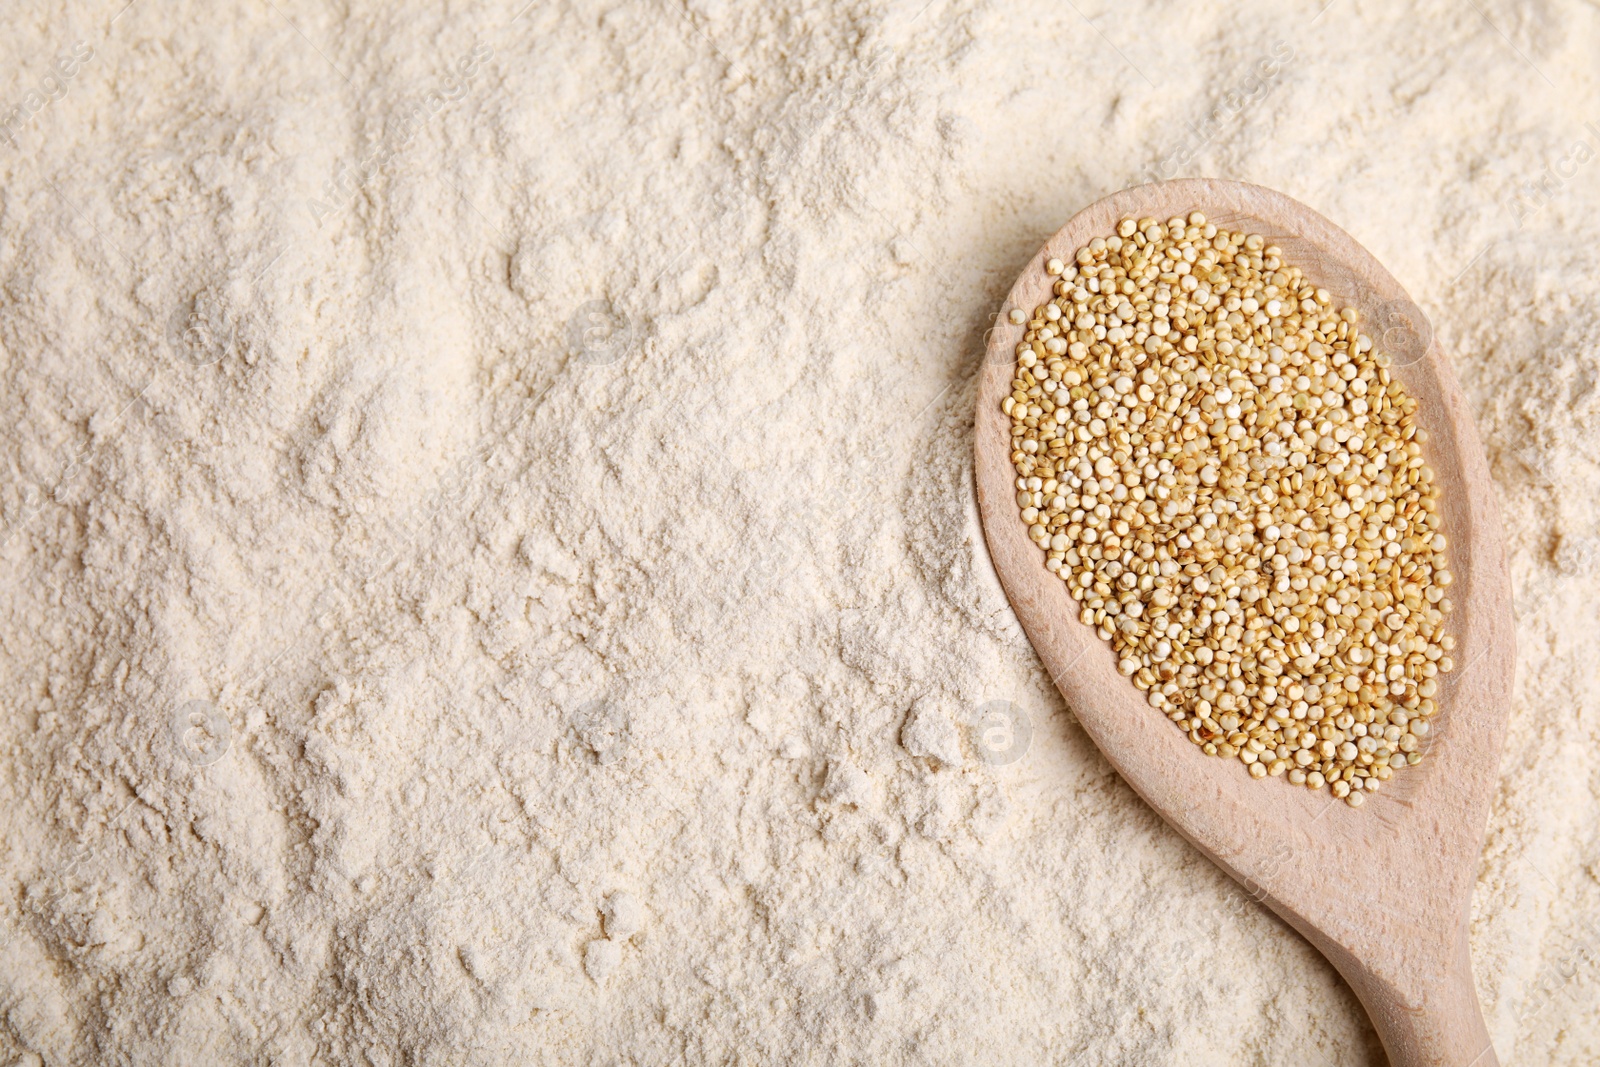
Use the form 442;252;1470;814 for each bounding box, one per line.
974;179;1513;1066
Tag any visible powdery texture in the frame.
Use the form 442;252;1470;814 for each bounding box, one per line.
0;1;1596;1064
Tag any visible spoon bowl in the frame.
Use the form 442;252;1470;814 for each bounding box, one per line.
974;179;1513;1065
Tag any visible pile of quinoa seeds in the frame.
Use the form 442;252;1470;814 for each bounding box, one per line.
1003;213;1456;808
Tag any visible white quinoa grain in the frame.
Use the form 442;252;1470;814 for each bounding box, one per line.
1005;217;1455;806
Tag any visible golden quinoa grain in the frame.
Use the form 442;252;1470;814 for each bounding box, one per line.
1003;215;1454;808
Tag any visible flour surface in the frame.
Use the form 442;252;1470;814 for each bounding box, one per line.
1;2;1597;1064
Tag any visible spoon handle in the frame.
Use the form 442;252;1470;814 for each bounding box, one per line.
1335;928;1497;1066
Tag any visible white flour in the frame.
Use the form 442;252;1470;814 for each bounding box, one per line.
1;1;1597;1064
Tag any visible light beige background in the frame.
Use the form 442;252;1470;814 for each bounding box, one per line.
0;1;1594;1064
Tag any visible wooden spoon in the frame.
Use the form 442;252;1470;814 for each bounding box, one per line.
974;179;1513;1065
